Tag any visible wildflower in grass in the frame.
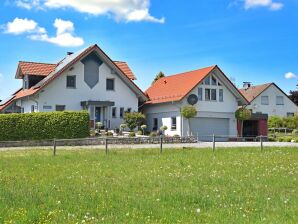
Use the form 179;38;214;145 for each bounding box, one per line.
56;201;61;204
196;208;201;213
126;212;130;216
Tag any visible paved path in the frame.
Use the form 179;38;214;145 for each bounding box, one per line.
0;142;297;151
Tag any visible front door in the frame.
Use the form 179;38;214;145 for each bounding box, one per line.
95;107;101;123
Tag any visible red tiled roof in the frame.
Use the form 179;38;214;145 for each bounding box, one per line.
145;66;216;104
239;83;273;103
18;61;57;77
114;61;136;80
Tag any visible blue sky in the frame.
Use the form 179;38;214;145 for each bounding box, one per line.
0;0;298;100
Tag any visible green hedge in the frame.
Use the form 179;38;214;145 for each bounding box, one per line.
0;111;90;141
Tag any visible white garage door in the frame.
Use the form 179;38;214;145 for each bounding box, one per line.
190;117;229;141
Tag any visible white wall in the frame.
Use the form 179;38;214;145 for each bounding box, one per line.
143;69;240;136
18;58;139;129
246;85;298;117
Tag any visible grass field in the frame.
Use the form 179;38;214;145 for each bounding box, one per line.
0;147;297;223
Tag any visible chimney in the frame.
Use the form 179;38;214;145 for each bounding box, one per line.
243;82;252;89
67;52;74;56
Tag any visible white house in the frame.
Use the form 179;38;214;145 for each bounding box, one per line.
142;65;248;139
239;83;298;117
0;44;148;129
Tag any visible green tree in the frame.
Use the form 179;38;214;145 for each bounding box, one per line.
181;106;197;136
268;116;283;128
152;71;165;84
124;112;145;131
235;108;252;137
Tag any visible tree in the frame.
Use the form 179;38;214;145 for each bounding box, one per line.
124;112;145;131
152;71;165;84
289;90;298;106
181;106;197;136
235;108;252;137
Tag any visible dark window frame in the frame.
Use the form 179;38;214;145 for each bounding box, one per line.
205;88;211;101
219;89;224;102
106;78;115;91
66;75;76;88
120;107;124;118
56;105;66;111
198;88;203;101
211;89;217;101
153;118;158;131
171;117;177;131
112;107;117;118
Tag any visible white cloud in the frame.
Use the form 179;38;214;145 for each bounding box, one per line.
4;17;45;35
16;0;40;9
29;19;84;47
3;18;84;47
15;0;165;23
285;72;298;79
244;0;284;10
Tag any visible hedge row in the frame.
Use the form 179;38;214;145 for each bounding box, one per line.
0;111;90;141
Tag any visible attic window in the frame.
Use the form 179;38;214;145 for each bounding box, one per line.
204;76;210;85
211;76;217;85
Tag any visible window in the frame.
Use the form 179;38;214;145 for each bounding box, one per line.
205;89;211;101
204;76;210;85
171;117;177;130
211;76;217;85
261;96;269;105
66;76;76;88
127;108;132;113
112;107;117;118
276;96;284;105
56;105;65;111
43;105;52;110
198;88;203;101
211;89;217;101
106;78;115;90
120;107;124;118
31;105;35;112
219;89;223;102
153;118;158;131
287;113;294;117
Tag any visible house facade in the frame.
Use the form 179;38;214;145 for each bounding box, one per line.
142;66;248;139
239;83;298;117
0;44;147;129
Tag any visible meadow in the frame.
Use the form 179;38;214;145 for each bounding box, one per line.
0;147;297;223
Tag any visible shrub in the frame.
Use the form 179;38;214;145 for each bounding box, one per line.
0;111;89;141
292;129;298;135
136;130;143;135
269;115;298;129
149;132;157;137
124;112;145;131
105;132;113;137
129;132;136;137
173;134;180;137
160;125;168;131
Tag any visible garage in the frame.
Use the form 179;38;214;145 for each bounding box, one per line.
190;117;229;141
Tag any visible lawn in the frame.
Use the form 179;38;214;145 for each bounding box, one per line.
0;147;297;223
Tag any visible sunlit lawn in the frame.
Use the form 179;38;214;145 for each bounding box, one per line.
0;147;297;223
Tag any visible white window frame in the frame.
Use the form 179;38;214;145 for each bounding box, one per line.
261;96;269;105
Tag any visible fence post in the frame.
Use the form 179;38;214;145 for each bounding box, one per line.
105;138;108;155
53;138;56;156
212;134;215;152
260;135;263;151
160;135;163;153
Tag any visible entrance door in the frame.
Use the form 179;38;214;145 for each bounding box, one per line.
243;120;258;137
95;107;101;123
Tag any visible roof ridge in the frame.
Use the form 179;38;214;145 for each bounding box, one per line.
19;61;57;65
239;82;273;90
160;65;216;80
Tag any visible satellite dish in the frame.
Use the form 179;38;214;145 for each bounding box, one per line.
187;94;198;105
